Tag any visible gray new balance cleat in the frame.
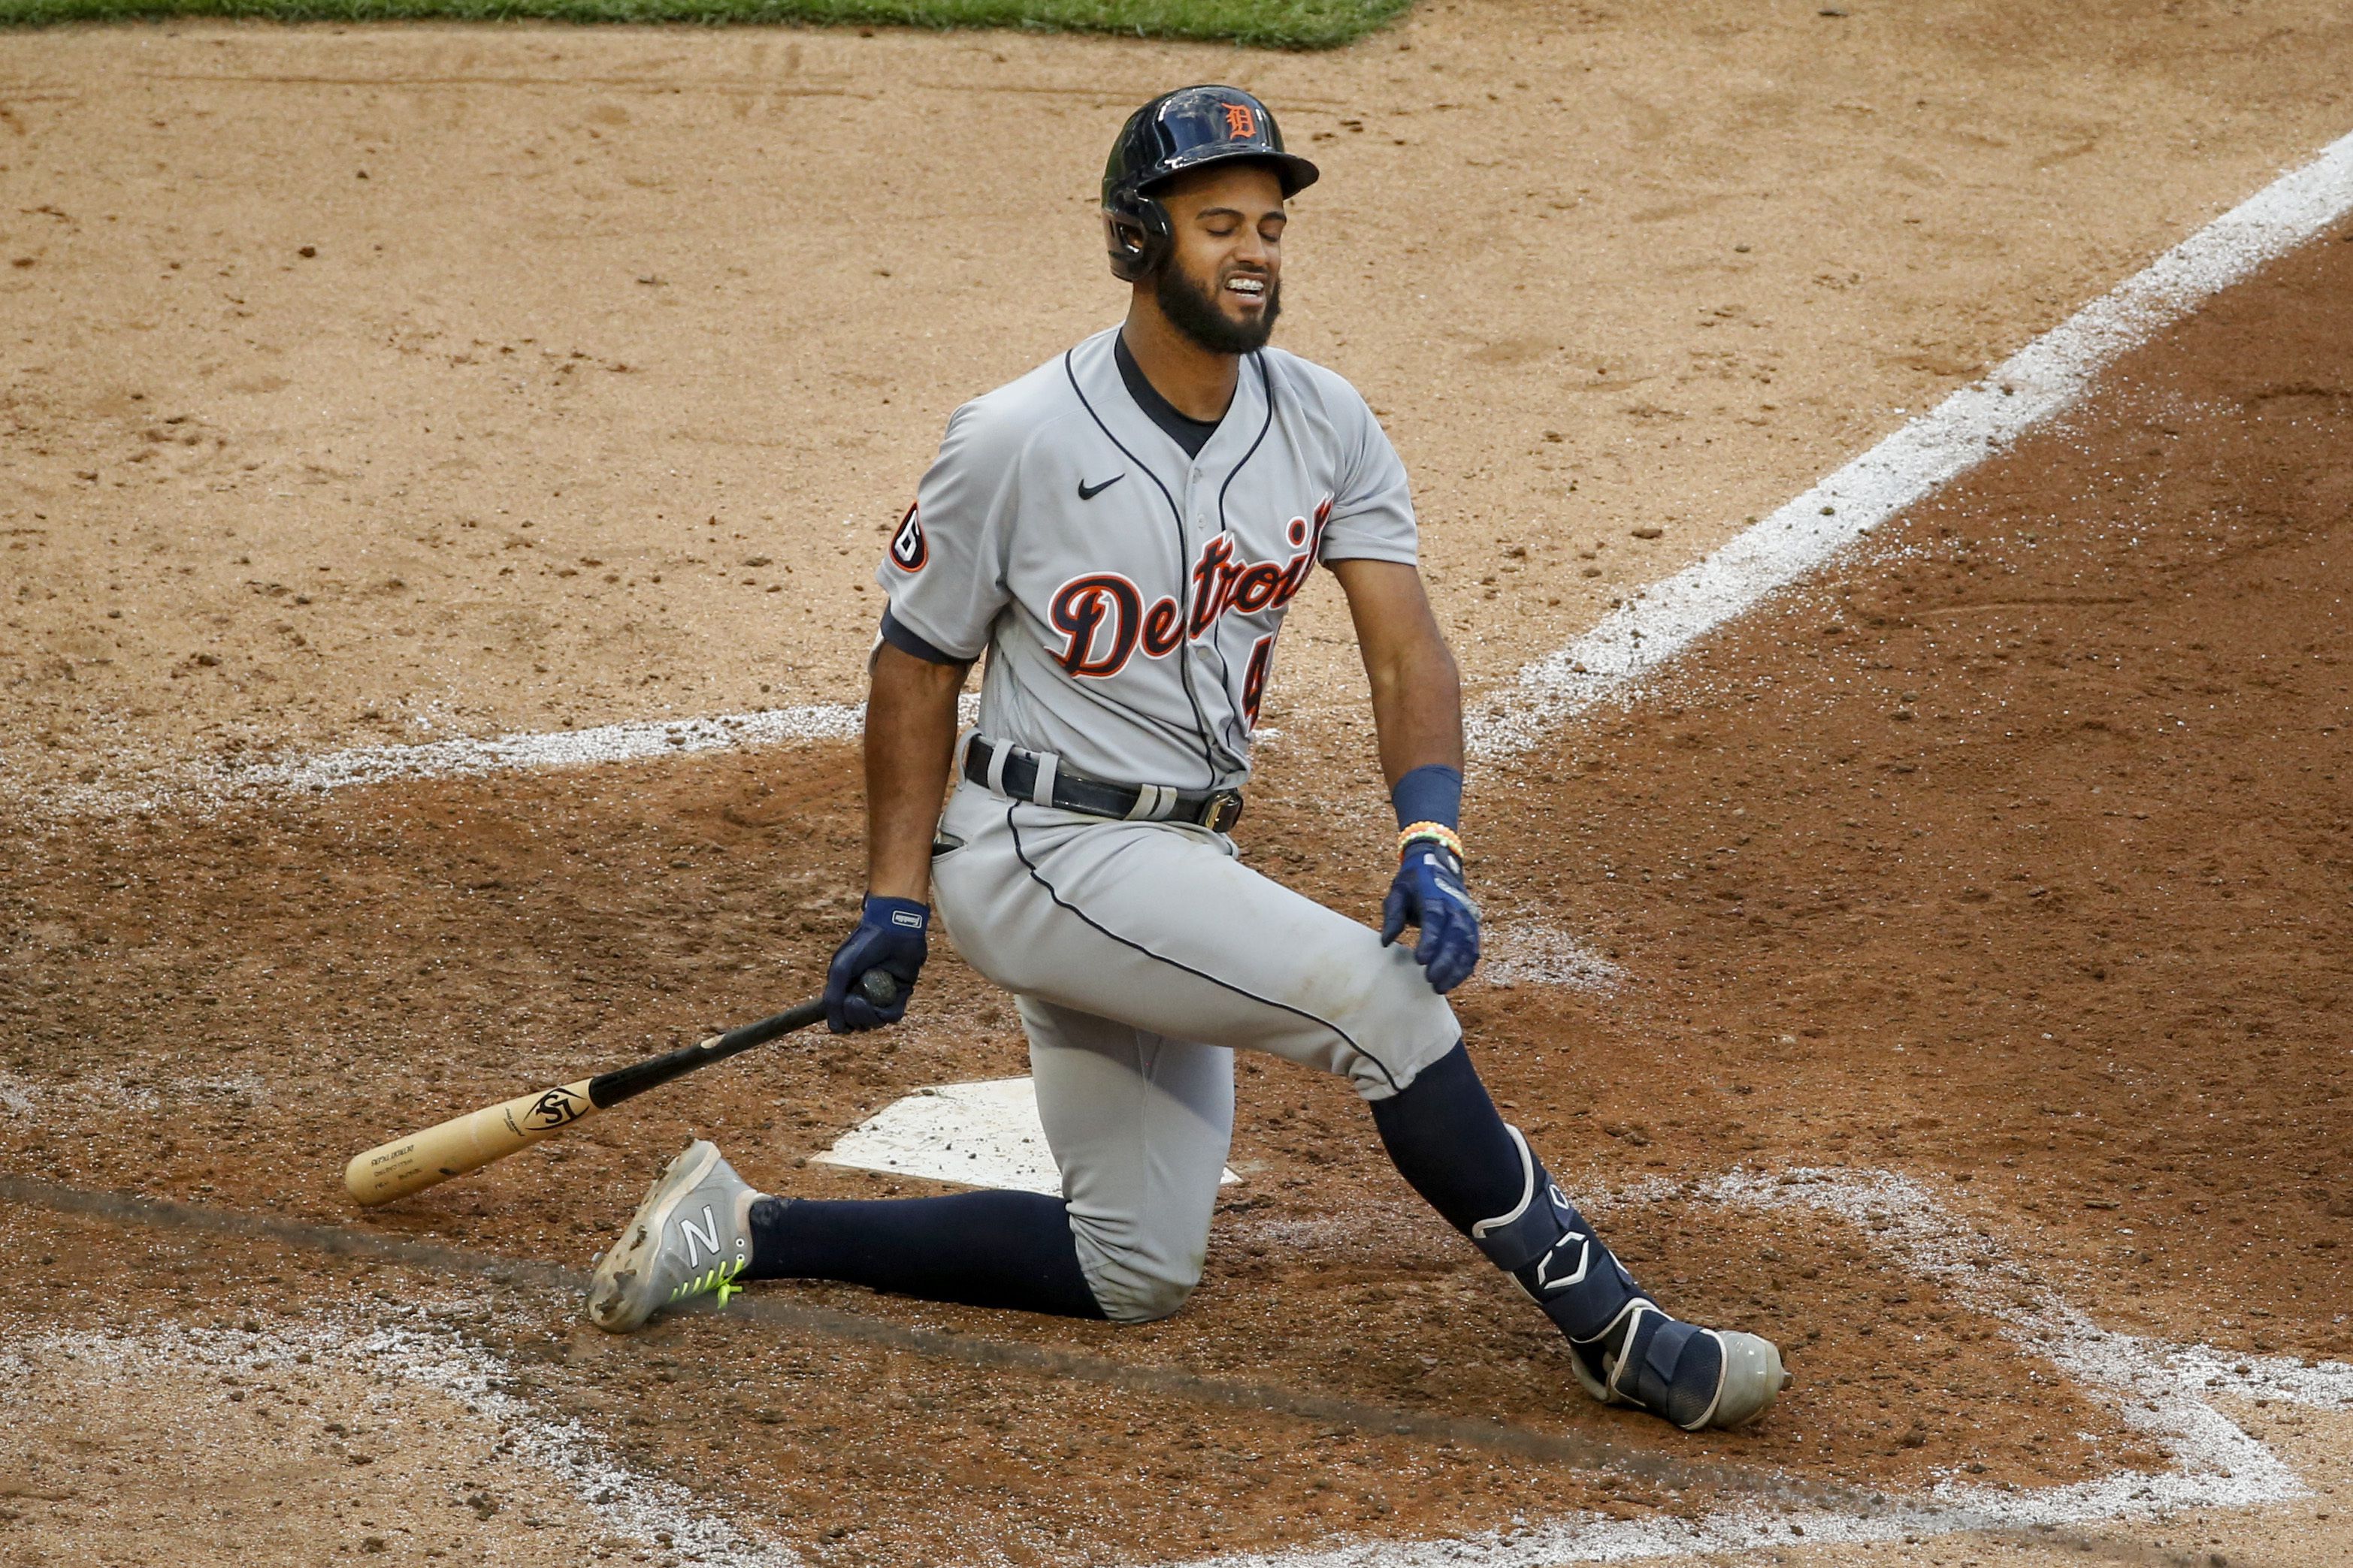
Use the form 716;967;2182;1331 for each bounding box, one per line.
587;1140;759;1333
1568;1298;1791;1431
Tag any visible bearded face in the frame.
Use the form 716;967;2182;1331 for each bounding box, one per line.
1154;250;1282;354
1144;162;1287;355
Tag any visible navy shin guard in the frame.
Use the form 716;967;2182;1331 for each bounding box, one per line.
1377;1049;1789;1431
1468;1126;1768;1429
1369;1046;1648;1345
1465;1124;1646;1343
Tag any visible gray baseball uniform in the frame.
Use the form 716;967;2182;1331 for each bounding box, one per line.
879;325;1459;1322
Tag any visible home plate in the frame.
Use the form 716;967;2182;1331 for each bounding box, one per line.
813;1076;1239;1196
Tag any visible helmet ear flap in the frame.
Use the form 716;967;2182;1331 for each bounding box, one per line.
1103;198;1172;283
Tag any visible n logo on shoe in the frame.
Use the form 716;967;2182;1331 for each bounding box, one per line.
680;1204;721;1267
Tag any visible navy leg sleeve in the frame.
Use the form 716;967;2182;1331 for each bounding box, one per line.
1366;1041;1526;1233
746;1190;1108;1320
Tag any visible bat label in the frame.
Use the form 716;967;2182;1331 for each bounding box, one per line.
511;1085;592;1134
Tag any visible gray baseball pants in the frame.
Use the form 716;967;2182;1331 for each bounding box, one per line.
929;776;1461;1323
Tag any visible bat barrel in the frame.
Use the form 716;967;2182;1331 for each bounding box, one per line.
343;1078;596;1206
338;979;873;1206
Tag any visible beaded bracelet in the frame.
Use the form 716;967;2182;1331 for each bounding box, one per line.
1397;821;1465;862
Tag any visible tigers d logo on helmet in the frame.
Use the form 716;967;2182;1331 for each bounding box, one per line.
1099;86;1319;284
890;502;927;572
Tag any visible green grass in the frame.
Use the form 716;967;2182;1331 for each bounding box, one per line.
0;0;1413;47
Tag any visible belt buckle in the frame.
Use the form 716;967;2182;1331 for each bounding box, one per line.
1203;790;1245;834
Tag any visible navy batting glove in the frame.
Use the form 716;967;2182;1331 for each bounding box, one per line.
824;896;928;1032
1381;843;1481;994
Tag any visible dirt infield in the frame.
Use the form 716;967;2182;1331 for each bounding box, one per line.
9;209;2353;1568
1481;222;2353;1368
10;3;2353;805
8;7;2353;1566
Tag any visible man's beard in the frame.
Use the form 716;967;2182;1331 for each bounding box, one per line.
1155;262;1281;354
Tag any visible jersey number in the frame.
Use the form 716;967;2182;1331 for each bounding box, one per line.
1241;633;1277;729
890;503;927;572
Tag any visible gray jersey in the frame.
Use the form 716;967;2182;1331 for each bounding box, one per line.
876;328;1461;1326
877;325;1417;790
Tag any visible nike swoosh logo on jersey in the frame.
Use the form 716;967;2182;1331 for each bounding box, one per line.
1077;473;1126;500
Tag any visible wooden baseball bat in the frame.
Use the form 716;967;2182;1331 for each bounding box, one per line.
343;971;901;1207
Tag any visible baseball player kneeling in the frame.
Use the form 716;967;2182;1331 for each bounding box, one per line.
588;86;1788;1433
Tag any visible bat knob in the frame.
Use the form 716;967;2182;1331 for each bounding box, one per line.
857;968;903;1009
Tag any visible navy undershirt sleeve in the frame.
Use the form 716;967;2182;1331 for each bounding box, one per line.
879;605;966;666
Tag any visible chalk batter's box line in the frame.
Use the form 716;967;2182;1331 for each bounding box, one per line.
0;1172;2272;1568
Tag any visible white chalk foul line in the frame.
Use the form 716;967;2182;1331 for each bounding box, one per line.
1477;918;1626;992
1465;125;2353;758
1154;1168;2353;1568
26;702;866;815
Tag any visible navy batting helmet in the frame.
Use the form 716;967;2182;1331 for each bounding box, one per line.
1101;86;1319;283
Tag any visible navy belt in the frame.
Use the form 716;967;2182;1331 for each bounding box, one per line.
963;736;1245;833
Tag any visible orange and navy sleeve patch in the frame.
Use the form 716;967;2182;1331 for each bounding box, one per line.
888;502;927;573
